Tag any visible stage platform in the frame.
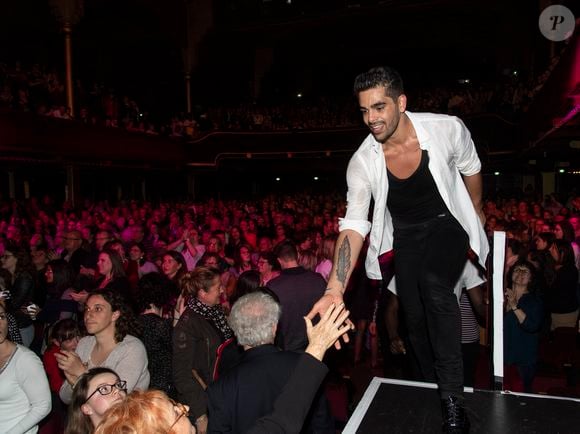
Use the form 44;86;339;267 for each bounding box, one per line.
343;377;580;433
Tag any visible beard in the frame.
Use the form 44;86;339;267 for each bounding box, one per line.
368;112;400;143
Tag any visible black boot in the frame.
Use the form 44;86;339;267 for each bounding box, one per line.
441;396;470;433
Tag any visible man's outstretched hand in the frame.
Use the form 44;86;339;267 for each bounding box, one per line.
306;288;354;350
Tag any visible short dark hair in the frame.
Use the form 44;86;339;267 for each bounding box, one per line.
50;318;81;342
259;252;280;271
353;66;404;101
506;260;540;294
230;270;261;305
136;272;170;313
274;240;298;262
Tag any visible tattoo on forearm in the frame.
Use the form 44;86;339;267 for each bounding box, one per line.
336;236;351;288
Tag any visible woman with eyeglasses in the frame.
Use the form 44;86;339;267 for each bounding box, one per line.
256;252;280;286
55;290;149;405
95;303;351;434
0;299;51;433
503;260;544;393
65;367;127;434
94;389;194;434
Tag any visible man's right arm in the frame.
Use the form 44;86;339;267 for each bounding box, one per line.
307;152;371;341
306;229;363;346
326;229;365;296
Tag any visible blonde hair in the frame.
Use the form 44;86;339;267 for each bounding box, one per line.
180;266;220;298
94;390;182;434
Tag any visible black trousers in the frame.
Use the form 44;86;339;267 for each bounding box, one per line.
393;213;469;399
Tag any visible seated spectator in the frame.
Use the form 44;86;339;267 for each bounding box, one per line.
102;240;128;272
0;299;51;433
1;240;36;346
126;242;158;292
528;232;556;290
249;302;350;434
38;259;78;324
206;236;233;268
173;267;232;434
208;292;334;434
553;220;580;273
65;367;127;434
229;270;261;306
94;249;131;301
136;273;173;395
298;249;318;272
548;240;579;329
96;303;350;434
161;251;187;288
229;244;255;279
61;230;92;276
315;235;337;282
166;228;205;271
93;389;193;434
44;318;82;394
56;290;150;404
43;318;82;431
225;226;246;259
268;241;327;351
504;261;544;393
199;252;236;304
256;252;280;286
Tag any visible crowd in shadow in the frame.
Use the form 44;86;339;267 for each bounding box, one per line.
0;48;565;141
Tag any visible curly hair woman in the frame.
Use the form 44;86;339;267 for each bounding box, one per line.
55;290;149;404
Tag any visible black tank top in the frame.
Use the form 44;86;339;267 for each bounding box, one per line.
387;149;449;226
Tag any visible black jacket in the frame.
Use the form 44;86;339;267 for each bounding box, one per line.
173;308;222;420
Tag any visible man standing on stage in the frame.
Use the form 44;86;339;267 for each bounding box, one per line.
308;66;488;433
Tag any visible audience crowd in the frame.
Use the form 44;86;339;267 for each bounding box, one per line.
0;48;565;141
0;187;579;432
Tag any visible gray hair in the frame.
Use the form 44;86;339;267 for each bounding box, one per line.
228;292;281;347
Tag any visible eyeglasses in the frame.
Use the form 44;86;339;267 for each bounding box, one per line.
168;399;189;431
513;268;531;275
84;380;127;403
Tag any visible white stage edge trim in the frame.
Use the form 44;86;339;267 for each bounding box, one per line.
492;231;506;382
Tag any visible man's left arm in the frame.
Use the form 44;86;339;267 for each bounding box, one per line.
452;117;485;225
462;172;485;225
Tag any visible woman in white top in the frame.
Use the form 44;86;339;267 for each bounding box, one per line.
0;299;51;434
56;290;149;404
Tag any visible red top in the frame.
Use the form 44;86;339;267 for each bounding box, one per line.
43;344;65;393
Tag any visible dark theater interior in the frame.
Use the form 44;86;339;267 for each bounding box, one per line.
0;1;579;433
